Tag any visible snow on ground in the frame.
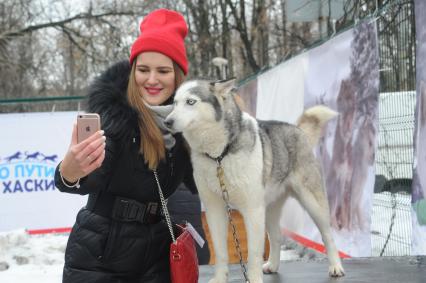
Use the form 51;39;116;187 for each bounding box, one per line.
0;230;307;283
0;230;66;283
0;192;412;282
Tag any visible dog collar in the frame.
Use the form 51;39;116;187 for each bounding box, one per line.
204;143;231;164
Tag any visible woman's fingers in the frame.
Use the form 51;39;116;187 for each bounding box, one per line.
81;138;106;167
75;131;105;161
60;130;106;181
75;130;105;151
87;148;106;173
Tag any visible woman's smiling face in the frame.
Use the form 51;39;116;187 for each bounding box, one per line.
134;52;176;105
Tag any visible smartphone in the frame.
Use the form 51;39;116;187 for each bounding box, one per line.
77;113;101;143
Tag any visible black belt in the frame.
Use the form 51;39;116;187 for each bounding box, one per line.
86;193;162;224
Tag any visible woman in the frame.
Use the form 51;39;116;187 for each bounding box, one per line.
55;9;197;283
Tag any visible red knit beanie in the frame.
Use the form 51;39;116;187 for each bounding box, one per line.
129;9;189;75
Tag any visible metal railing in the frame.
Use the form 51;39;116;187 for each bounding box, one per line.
372;0;416;256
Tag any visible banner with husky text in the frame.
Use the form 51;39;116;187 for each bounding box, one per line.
412;0;426;255
0;112;86;232
240;21;379;257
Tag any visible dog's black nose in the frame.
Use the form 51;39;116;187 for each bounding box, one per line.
164;119;174;129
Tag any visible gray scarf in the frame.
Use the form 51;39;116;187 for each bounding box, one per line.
145;104;175;149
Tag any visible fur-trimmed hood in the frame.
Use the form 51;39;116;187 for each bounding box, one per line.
86;60;139;139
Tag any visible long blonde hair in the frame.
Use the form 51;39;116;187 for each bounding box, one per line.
127;61;186;170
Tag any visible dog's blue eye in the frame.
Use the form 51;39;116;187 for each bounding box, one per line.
186;99;196;105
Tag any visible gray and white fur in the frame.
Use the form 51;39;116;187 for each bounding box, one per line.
164;79;345;283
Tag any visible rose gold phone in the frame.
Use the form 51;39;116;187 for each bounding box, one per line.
77;113;101;143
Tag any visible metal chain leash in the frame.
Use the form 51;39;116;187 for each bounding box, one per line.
216;161;250;283
153;170;176;243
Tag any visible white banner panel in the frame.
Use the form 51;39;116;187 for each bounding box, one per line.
0;112;86;232
256;54;307;124
412;0;426;255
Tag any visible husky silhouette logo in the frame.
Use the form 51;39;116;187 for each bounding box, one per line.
0;151;57;194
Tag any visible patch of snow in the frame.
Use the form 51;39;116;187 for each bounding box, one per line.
0;230;67;283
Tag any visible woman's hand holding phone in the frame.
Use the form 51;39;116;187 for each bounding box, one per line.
59;114;106;183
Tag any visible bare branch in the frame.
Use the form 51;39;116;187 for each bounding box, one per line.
0;10;136;41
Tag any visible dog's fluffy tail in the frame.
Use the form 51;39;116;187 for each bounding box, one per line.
297;105;338;147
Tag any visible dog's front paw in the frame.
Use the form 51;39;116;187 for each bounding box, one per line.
208;272;228;283
328;263;345;277
262;261;279;274
208;265;228;283
208;277;227;283
248;275;264;283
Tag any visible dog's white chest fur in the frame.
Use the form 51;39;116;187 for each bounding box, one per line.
191;136;264;208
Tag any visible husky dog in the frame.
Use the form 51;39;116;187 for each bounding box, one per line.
164;79;345;283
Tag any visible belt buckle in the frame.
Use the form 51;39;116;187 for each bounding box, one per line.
113;198;145;222
144;202;159;223
112;198;129;221
146;202;158;215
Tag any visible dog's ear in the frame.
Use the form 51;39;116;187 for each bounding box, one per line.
210;78;236;98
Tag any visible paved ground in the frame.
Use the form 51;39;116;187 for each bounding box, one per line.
199;256;426;283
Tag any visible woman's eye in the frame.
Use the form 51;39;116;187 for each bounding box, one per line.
137;68;149;73
186;99;196;105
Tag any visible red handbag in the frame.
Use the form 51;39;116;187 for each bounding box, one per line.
169;224;199;283
153;171;199;283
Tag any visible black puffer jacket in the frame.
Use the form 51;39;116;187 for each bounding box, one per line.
55;61;196;283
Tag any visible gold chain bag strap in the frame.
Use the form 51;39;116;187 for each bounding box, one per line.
153;170;199;283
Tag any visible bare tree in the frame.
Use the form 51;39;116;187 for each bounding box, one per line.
218;0;234;78
0;0;155;112
183;0;219;77
226;0;260;73
0;0;417;113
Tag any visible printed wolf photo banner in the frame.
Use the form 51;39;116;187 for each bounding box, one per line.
412;0;426;255
303;21;379;257
251;21;379;257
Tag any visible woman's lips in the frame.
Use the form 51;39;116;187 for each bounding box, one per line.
145;87;162;95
